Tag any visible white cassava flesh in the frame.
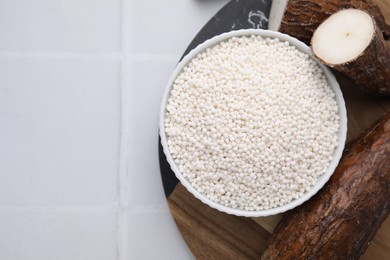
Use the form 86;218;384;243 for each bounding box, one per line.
312;9;374;65
312;9;390;96
269;0;288;31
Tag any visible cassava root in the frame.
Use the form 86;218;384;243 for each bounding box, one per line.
261;112;390;260
269;0;390;44
312;9;390;96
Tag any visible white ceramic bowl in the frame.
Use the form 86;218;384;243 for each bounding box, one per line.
159;29;347;217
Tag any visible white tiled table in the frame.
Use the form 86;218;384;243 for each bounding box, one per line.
0;0;229;259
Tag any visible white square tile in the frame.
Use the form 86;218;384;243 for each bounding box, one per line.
0;58;120;206
127;59;176;205
127;208;192;260
128;0;229;55
0;0;121;52
0;210;117;260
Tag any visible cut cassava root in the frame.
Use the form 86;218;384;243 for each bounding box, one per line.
312;10;374;65
312;9;390;96
261;112;390;260
269;0;390;44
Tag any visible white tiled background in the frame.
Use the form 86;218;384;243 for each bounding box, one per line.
0;0;229;259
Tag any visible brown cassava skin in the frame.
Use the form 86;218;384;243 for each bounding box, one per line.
279;0;390;45
312;18;390;96
261;112;390;260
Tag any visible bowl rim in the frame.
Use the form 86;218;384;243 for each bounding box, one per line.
159;29;347;217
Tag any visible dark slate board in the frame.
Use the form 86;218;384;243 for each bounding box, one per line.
159;0;272;197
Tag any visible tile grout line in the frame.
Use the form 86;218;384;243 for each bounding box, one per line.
128;204;170;212
0;205;118;212
0;51;180;62
117;0;130;259
128;53;179;61
0;51;123;59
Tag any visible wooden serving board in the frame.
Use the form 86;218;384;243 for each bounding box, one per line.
159;0;390;259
